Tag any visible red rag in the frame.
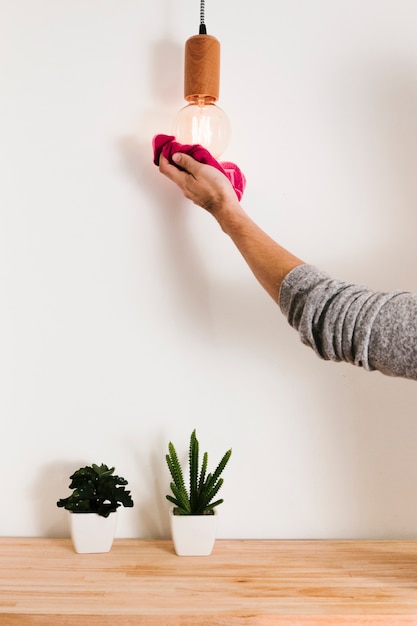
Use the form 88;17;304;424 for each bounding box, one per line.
152;134;246;201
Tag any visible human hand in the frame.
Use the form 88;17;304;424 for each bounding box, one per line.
158;152;240;218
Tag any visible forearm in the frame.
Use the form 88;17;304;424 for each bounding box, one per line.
158;153;304;301
213;201;304;302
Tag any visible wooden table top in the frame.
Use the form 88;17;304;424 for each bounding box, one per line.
1;538;417;624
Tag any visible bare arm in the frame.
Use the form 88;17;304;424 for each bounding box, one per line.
158;153;304;302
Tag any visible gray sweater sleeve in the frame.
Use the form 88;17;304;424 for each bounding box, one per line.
279;264;417;380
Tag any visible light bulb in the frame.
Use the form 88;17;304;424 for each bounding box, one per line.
174;97;231;159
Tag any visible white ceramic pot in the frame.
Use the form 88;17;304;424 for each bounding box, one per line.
170;507;217;556
69;511;118;554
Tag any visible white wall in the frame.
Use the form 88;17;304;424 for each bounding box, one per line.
1;0;417;540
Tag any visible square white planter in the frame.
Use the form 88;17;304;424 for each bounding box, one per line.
170;507;217;556
69;511;118;554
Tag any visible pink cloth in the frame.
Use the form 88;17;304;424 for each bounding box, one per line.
152;134;246;201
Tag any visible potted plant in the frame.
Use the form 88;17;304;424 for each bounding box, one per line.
166;429;232;556
57;463;134;554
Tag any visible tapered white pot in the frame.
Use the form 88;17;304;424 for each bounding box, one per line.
69;511;118;554
170;507;217;556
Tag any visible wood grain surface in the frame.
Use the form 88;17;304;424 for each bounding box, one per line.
1;538;417;624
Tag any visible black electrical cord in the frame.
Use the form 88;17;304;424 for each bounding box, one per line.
199;0;207;34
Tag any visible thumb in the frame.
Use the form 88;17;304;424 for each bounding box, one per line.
172;152;198;173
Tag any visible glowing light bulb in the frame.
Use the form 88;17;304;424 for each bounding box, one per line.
174;97;231;159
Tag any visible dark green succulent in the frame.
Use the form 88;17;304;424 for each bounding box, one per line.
57;463;134;518
166;429;232;515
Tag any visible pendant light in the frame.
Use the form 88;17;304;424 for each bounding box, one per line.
173;0;231;159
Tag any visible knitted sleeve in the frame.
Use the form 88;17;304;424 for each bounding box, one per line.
279;264;417;381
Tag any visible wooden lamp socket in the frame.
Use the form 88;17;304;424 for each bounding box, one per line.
184;34;221;103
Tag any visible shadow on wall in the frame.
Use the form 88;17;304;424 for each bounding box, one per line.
131;432;171;539
117;31;218;338
329;60;417;292
371;64;417;290
149;37;183;113
33;460;86;537
118;131;216;338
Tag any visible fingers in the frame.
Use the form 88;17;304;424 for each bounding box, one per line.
169;152;199;175
159;153;208;200
158;153;186;187
158;154;183;183
159;152;199;178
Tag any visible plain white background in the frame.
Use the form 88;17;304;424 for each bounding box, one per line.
1;0;417;539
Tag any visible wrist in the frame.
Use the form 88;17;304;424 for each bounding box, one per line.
212;200;248;235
